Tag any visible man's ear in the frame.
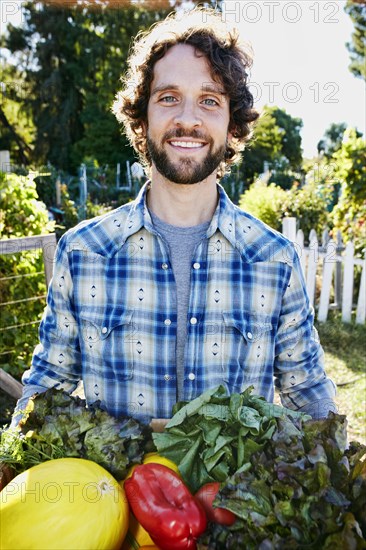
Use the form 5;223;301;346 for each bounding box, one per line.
140;120;147;137
226;128;235;149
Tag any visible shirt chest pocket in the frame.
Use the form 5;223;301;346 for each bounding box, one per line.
221;311;273;390
79;308;135;380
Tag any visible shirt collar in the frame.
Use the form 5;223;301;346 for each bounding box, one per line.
206;183;237;247
123;180;238;247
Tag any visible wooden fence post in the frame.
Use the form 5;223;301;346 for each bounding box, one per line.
282;217;297;242
296;229;305;276
318;239;336;322
334;230;344;307
306;230;318;307
342;242;354;323
356;252;366;324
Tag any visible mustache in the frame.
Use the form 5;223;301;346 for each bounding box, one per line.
162;128;212;143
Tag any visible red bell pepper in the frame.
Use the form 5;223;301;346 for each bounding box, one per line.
124;463;207;550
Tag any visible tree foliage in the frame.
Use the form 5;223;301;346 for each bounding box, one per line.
330;128;366;255
2;0;222;174
317;122;363;159
241;105;303;189
344;0;366;81
269;106;303;170
317;122;348;159
4;2;164;172
0;60;33;166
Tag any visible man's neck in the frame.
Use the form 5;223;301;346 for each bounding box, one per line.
147;170;219;228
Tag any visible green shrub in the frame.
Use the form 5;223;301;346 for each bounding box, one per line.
0;172;54;379
238;178;333;240
238;181;288;231
285;179;333;240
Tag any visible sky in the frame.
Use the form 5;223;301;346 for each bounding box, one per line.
222;0;365;157
1;0;365;158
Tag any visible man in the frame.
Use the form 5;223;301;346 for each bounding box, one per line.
13;8;336;424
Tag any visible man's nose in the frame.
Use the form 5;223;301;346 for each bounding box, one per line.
173;99;202;128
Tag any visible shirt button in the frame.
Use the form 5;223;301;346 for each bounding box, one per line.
101;327;108;334
188;373;195;381
164;319;171;326
164;374;171;381
190;317;198;325
247;332;253;340
193;262;201;269
161;262;169;270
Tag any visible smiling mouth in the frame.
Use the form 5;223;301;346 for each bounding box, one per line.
168;140;207;150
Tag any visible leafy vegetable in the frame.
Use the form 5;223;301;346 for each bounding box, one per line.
153;385;366;548
0;388;154;480
152;385;311;493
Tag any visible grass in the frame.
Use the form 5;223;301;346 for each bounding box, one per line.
315;312;366;445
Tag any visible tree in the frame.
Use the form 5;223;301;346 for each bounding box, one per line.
268;106;303;170
331;127;366;255
240;105;303;188
241;109;282;184
344;0;366;81
2;0;223;174
4;4;94;172
0;59;34;166
317;122;348;158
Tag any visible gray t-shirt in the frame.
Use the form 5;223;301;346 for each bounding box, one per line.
149;210;210;400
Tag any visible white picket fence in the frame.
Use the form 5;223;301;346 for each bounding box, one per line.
282;218;365;325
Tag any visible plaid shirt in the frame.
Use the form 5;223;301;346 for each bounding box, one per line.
19;182;336;422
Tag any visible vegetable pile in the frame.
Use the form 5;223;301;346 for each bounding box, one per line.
0;388;154;480
1;384;366;549
152;385;366;549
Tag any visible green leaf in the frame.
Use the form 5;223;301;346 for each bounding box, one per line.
165;385;226;428
238;406;262;433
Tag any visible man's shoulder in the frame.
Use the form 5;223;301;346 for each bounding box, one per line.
231;204;295;264
59;201;135;256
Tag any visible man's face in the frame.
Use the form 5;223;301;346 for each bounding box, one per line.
146;43;231;185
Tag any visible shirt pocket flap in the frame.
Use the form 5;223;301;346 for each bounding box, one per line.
222;311;272;343
79;308;134;340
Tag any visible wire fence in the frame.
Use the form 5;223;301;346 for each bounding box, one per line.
0;234;56;372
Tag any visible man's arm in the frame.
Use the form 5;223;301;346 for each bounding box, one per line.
274;249;337;419
11;233;82;425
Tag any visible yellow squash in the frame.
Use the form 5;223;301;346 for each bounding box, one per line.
125;452;180;480
0;458;129;550
121;512;155;549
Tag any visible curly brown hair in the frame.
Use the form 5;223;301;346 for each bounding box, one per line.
112;7;260;178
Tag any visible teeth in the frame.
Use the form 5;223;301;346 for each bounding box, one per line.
170;141;204;148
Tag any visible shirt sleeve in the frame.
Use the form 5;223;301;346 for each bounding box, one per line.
12;233;82;424
274;247;337;418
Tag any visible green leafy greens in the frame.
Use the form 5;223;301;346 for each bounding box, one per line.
0;388;154;480
152;385;366;548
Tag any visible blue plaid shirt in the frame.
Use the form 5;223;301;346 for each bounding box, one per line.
18;182;336;423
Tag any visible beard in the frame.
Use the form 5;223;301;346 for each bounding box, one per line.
146;129;227;185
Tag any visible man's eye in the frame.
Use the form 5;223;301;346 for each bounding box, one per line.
202;98;219;106
160;96;177;103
